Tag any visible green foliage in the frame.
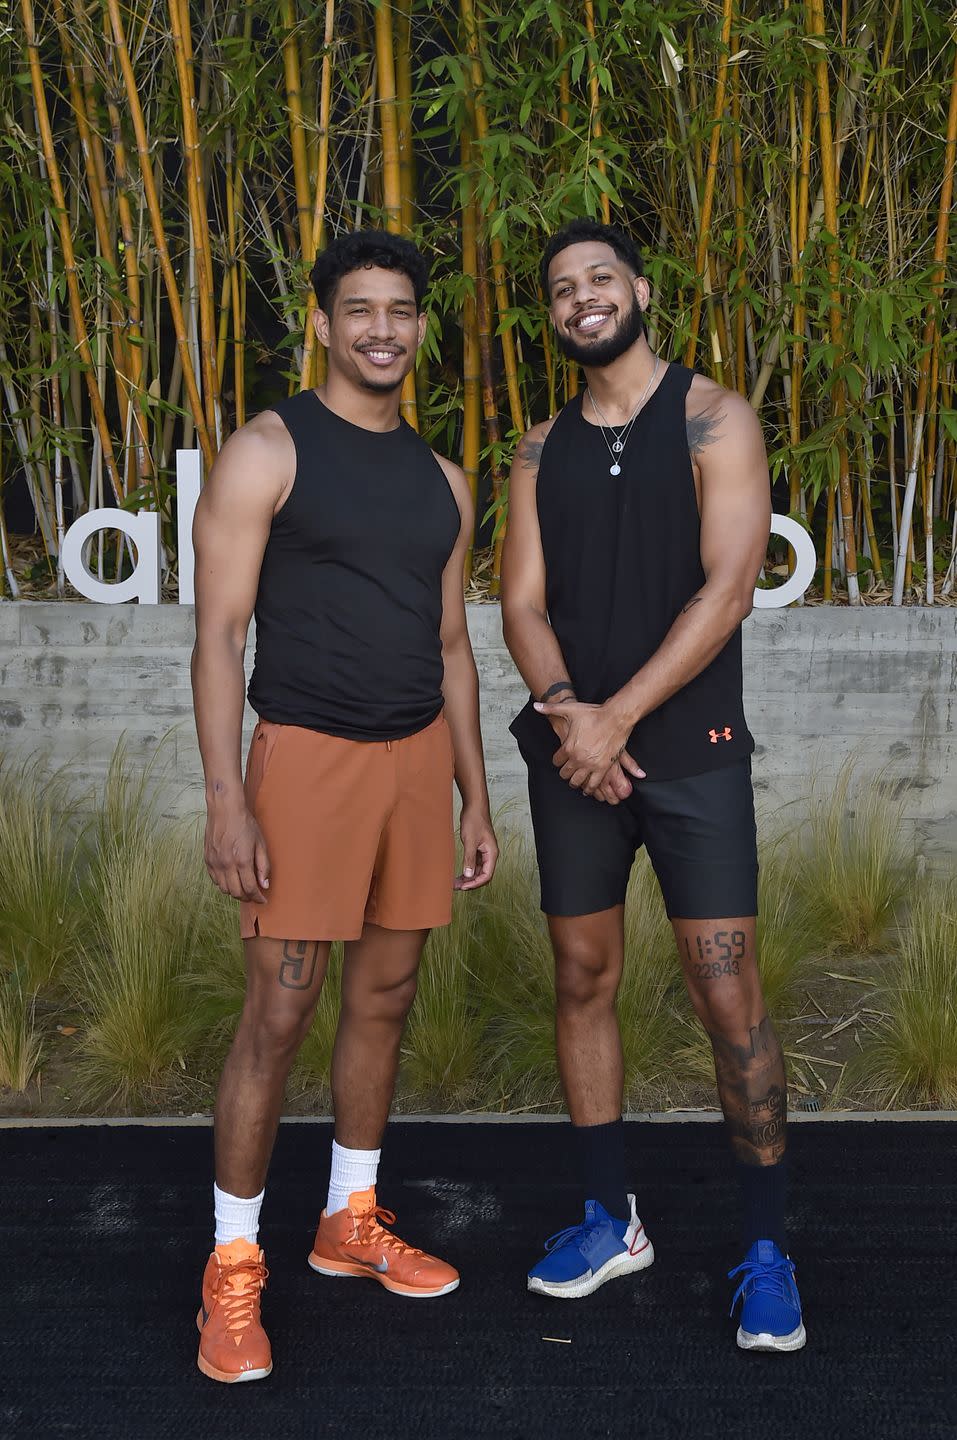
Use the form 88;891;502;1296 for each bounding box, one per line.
0;744;949;1115
795;756;915;953
0;965;42;1093
848;877;957;1107
0;755;84;993
3;2;957;595
73;753;222;1110
402;902;484;1107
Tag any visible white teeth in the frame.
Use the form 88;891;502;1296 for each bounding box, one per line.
365;351;397;360
575;313;608;331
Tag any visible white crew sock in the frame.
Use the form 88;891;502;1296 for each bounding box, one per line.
326;1140;381;1215
213;1182;265;1247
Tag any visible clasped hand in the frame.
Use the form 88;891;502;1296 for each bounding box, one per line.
533;698;646;802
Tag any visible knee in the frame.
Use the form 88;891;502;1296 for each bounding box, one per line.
239;1001;313;1063
554;936;619;1010
346;970;419;1026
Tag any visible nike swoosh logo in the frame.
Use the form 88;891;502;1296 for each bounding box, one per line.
357;1256;389;1274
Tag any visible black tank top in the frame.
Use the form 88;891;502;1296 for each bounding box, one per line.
511;362;754;781
247;390;460;741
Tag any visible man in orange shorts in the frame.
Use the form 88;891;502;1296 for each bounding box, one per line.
190;229;498;1384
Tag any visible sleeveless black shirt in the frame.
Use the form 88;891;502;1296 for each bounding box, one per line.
511;362;754;781
247;390;460;741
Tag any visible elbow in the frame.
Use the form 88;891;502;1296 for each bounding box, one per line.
736;589;755;625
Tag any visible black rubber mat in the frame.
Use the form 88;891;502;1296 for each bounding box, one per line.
2;1120;956;1439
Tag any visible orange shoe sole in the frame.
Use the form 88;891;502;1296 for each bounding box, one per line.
195;1309;273;1383
307;1252;459;1298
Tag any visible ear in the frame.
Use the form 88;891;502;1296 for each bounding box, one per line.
314;306;331;349
633;274;651;313
416;308;428;349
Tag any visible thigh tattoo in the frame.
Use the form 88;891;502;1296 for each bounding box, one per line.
278;940;320;990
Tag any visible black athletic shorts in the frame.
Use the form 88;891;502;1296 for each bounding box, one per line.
520;751;758;920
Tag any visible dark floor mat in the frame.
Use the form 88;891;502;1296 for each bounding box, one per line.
2;1120;955;1440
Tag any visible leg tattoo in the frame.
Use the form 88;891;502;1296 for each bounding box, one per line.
710;1016;787;1166
278;940;320;991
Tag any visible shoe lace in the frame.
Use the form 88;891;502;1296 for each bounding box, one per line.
217;1257;268;1337
727;1252;795;1317
356;1206;423;1259
544;1221;592;1254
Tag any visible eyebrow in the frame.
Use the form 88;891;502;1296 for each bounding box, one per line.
340;295;415;306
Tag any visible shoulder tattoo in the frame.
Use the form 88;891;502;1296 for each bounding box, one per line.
686;409;724;457
516;433;546;471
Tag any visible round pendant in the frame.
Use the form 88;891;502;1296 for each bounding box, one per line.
610;463;622;476
612;440;624;453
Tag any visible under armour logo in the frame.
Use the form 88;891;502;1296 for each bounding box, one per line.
709;727;733;743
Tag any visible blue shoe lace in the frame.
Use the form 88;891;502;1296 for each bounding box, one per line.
727;1249;797;1318
544;1220;594;1254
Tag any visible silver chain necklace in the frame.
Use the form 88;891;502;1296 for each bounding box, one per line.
587;354;661;475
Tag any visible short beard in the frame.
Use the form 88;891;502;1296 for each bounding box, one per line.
357;374;405;394
555;293;646;368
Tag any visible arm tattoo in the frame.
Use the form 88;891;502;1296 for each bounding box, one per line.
686;410;724;456
540;679;576;702
278;940;320;991
517;436;545;471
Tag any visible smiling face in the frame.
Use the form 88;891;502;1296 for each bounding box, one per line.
314;264;427;393
546;241;649;368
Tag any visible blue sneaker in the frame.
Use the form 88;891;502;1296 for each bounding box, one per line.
527;1194;653;1299
729;1240;806;1351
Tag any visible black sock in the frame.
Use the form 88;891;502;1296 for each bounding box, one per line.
736;1155;788;1253
572;1118;630;1221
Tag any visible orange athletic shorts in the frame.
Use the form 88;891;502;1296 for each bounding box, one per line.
239;713;455;943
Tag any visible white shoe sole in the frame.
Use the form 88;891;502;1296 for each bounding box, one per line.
527;1238;655;1300
307;1256;459;1298
736;1322;807;1352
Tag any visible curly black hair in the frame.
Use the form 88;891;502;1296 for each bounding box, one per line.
539;219;644;295
310;229;430;314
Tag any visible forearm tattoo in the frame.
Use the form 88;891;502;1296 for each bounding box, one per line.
540;679;576;702
278;940;320;991
709;1015;787;1166
686;410;724;456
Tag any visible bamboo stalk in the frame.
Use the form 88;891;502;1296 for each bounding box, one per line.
583;0;610;224
395;0;415;234
731;46;747;395
21;0;124;509
461;0;523;434
475;242;505;594
684;0;734;372
461;128;481;582
98;4;152;486
280;0;314;259
892;43;957;605
373;0;417;428
105;0;212;467
55;0;132;439
169;0;220;445
808;0;860;603
301;0;336;390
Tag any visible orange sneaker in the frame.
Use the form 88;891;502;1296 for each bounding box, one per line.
308;1187;459;1298
196;1239;273;1384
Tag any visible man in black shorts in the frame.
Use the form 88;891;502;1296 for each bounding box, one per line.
501;218;804;1352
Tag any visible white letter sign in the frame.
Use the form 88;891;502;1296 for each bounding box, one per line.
752;514;817;610
61;508;162;605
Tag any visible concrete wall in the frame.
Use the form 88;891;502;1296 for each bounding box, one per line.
1;602;955;860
